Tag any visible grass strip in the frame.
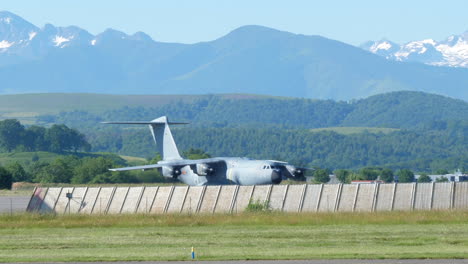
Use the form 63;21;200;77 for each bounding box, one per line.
0;211;467;261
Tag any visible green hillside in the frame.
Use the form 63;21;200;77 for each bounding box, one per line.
342;91;468;128
309;127;399;135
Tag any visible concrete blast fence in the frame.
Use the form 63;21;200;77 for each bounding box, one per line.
26;182;468;214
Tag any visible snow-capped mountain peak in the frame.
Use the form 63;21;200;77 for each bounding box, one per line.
370;41;393;52
0;11;152;58
53;35;72;47
0;40;13;49
362;31;468;68
360;39;400;59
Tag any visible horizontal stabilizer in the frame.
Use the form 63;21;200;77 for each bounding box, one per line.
101;121;189;125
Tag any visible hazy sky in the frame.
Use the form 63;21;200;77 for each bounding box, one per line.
2;0;467;45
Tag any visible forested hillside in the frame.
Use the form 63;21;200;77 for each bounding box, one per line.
85;121;466;172
37;91;468;129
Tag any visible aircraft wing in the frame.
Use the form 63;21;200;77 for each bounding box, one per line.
109;158;225;172
109;164;165;172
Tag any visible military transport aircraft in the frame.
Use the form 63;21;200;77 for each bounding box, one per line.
103;116;307;186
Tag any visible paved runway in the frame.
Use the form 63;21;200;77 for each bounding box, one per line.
12;260;468;264
0;196;29;213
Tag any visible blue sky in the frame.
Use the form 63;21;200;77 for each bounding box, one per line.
2;0;467;45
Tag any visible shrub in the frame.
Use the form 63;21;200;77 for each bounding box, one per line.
245;199;270;212
0;166;13;190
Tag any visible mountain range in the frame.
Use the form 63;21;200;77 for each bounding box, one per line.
1;11;468;101
361;31;468;68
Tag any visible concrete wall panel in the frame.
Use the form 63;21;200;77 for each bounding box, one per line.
414;183;432;210
151;186;172;213
283;185;304;212
337;184;356;212
375;184;394;211
137;187;158;213
355;184;376;212
92;187;115;214
27;187;48;212
318;184;339;212
199;186;220;213
40;187;61;213
232;185;253;213
79;187;100;214
121;187;144;213
454;182;468;209
68;187;87;213
268;185;287;211
214;185;236;213
107;187;129;214
301;184;322;212
166;186;188;213
432;183;451;210
182;186;204;213
393;183;413;211
54;187;74;214
251;185;270;203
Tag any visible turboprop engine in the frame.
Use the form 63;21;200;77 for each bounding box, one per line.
196;163;215;176
284;165;306;179
162;166;182;178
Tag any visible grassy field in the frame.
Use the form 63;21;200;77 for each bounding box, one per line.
0;211;467;261
309;127;399;135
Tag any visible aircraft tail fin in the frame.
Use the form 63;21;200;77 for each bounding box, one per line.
102;116;187;161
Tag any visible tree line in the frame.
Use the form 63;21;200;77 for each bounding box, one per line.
85;123;467;173
0;148;210;189
0;119;90;153
0;154;445;190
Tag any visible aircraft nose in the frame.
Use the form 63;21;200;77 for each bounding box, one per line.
271;169;282;184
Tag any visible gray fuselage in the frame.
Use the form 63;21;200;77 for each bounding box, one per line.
159;158;283;186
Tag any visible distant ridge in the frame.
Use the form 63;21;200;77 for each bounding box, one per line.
1;11;468;101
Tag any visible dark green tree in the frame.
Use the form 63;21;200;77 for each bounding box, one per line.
435;176;449;182
45;124;90;153
314;169;330;183
5;162;30;182
0;166;13;189
0;119;24;152
71;157;115;184
380;168;394;183
417;173;432;183
33;158;73;183
359;167;379;180
397;169;415;183
334;169;350;183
